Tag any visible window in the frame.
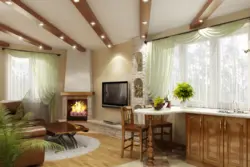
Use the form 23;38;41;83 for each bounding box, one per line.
7;56;31;100
170;26;249;110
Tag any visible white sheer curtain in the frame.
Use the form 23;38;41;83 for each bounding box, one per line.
169;23;250;110
5;50;59;122
7;55;31;100
146;19;250;110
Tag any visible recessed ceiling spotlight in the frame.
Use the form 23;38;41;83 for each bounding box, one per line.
72;45;77;49
142;0;149;2
107;44;112;48
39;22;44;27
5;0;12;5
142;21;148;25
90;21;96;26
18;36;23;40
60;35;64;40
73;0;80;2
39;45;43;50
199;19;203;23
141;35;146;38
101;35;105;39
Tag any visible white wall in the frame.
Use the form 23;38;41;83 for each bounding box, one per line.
64;50;92;92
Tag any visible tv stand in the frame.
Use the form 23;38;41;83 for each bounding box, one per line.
103;120;120;125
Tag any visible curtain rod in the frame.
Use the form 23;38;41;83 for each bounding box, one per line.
150;17;250;42
1;48;61;56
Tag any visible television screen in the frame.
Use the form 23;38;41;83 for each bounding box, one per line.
102;81;129;108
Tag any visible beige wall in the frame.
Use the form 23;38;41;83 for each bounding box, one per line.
92;40;133;121
0;50;6;100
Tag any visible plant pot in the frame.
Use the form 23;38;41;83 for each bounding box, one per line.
152;103;165;110
180;100;187;108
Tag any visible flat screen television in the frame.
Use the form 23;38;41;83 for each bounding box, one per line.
102;81;129;108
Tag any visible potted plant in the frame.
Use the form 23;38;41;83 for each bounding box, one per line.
0;104;63;167
152;97;165;110
173;82;194;108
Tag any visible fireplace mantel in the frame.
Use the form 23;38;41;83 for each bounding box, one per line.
60;92;95;96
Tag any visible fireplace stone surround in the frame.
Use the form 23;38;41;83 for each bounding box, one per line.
61;92;94;121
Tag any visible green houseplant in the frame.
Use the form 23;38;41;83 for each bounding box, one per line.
0;104;63;167
173;82;194;108
152;97;165;110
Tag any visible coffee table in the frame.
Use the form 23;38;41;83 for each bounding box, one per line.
46;122;89;150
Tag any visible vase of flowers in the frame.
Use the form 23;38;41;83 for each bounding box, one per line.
173;82;194;108
152;97;165;110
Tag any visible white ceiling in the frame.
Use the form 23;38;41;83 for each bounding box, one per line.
210;0;250;18
0;0;249;51
148;0;207;34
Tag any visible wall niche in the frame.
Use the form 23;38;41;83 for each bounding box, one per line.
134;78;143;98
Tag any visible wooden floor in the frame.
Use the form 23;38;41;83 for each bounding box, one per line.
43;133;138;167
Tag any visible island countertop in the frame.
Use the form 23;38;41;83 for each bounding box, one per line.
135;106;250;119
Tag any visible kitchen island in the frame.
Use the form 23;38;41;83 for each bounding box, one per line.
136;107;250;167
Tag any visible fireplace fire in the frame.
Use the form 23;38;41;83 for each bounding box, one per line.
67;99;88;121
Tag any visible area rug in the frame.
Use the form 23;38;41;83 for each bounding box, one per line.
45;134;100;161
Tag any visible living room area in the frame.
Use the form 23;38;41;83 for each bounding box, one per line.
1;0;250;167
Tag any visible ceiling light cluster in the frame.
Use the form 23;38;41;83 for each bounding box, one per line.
199;19;203;23
39;22;44;27
142;21;148;25
5;0;12;5
101;35;105;39
142;0;149;2
39;45;43;50
72;45;77;49
73;0;80;2
107;44;112;48
141;35;146;38
90;21;96;26
18;36;23;41
60;35;64;40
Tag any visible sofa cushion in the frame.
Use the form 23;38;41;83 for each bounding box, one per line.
0;100;22;114
23;126;46;139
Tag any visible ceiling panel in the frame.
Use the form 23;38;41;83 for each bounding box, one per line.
0;32;31;46
0;2;68;49
87;0;139;45
22;0;105;50
210;0;250;18
149;0;207;34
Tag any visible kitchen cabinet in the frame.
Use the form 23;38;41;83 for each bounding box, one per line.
186;114;203;162
186;114;248;167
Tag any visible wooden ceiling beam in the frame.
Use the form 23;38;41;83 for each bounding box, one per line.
190;0;224;29
70;0;113;48
0;23;52;50
0;40;10;47
140;0;152;39
1;0;86;52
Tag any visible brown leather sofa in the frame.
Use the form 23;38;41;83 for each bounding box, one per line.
0;100;46;167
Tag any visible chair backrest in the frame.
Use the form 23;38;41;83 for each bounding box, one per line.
121;106;134;127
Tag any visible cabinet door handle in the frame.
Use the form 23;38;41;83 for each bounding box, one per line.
224;121;227;131
200;117;202;128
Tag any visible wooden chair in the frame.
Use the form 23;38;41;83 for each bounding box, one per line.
144;105;173;142
120;106;148;161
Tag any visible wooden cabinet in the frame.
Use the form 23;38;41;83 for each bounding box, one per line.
223;117;247;167
203;116;223;167
186;114;203;162
187;114;248;167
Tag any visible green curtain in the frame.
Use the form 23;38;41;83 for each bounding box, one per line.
146;19;248;98
5;50;59;121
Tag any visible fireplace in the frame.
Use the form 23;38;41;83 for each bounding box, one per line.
67;99;88;121
61;92;94;122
